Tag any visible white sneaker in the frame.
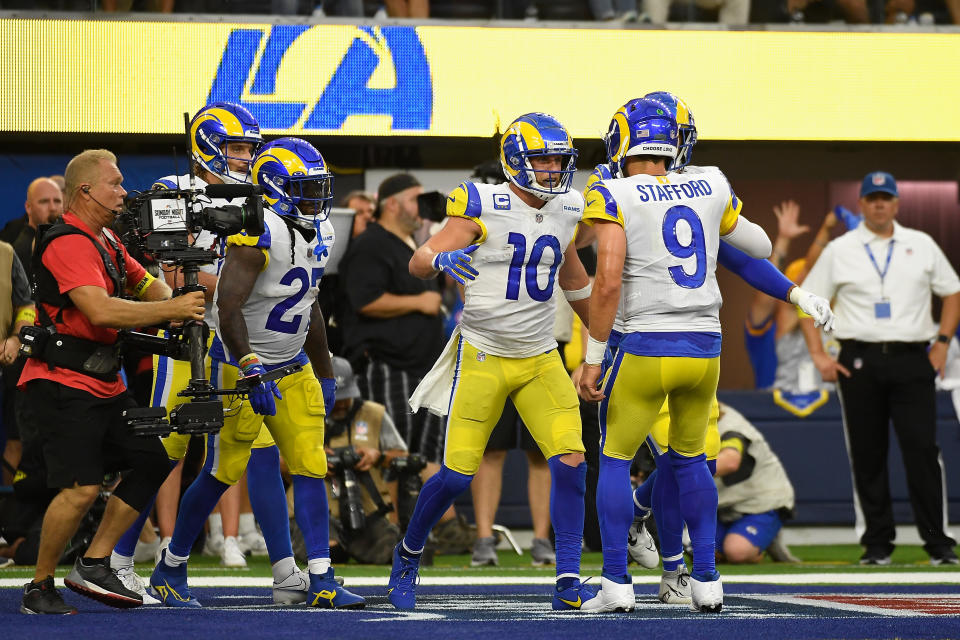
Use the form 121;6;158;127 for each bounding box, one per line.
204;532;225;556
116;564;160;605
239;530;268;557
272;568;310;604
155;536;171;567
133;537;161;564
627;517;659;569
579;574;635;613
659;566;692;604
690;574;723;613
221;536;247;568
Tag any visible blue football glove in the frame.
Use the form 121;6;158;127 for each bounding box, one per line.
240;355;282;416
320;376;336;414
433;244;479;285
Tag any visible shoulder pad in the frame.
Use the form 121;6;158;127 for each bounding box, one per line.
446;181;483;219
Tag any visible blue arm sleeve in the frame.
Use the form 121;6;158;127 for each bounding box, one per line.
717;241;794;302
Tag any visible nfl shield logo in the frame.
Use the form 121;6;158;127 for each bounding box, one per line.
872;173;885;186
477;351;486;362
535;213;543;223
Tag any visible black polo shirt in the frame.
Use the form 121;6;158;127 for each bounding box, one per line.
339;222;443;377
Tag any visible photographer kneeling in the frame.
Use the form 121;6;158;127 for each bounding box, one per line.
324;357;415;565
18;150;205;615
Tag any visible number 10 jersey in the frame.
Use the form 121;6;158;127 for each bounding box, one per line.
446;181;583;358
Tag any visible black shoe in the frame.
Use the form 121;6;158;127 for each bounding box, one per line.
929;547;959;566
859;547;892;565
64;556;142;609
21;576;77;615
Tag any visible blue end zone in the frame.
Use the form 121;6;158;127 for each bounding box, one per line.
3;584;960;639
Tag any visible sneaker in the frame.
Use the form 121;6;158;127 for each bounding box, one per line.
115;564;160;606
307;568;365;609
531;538;556;567
20;577;77;615
690;572;723;613
859;547;892;565
579;572;634;613
552;580;600;611
929;547;959;566
471;536;498;567
64;556;142;609
766;531;800;563
431;514;476;555
386;543;421;610
155;536;171;566
627;517;659;569
133;537;161;564
659;566;692;604
203;532;224;556
239;530;268;557
148;549;201;607
221;536;247;568
273;568;309;604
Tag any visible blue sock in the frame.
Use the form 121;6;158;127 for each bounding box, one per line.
248;446;294;564
291;474;329;563
669;449;719;581
652;452;685;572
596;453;633;578
547;456;586;579
402;466;473;553
115;459;178;558
633;468;656;517
168;471;230;559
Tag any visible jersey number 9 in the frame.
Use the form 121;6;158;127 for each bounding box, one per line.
662;205;706;289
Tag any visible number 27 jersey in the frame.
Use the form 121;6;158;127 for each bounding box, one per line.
582;166;742;334
446;181;583;358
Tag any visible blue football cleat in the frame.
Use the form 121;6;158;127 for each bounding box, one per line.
307;568;365;609
552;580;600;611
148;550;200;608
386;543;421;610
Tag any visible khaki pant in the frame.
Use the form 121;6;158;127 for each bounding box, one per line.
644;0;750;23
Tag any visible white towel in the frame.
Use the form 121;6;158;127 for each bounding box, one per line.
409;327;461;417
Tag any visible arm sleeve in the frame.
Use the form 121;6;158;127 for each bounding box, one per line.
743;317;777;390
929;239;960;297
718;242;793;301
10;253;31;307
720;214;772;259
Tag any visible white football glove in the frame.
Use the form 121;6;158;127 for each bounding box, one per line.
789;287;836;332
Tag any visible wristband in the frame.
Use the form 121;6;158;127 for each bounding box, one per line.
14;307;36;325
584;335;608;365
134;272;157;299
563;282;592;302
238;353;261;371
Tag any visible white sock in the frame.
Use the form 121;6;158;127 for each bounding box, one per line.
238;513;257;536
110;551;133;571
307;557;331;576
271;556;297;582
208;513;223;536
164;550;190;568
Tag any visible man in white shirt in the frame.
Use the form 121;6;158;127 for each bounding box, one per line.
800;171;960;566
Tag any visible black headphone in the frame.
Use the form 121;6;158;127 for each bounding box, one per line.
81;185;118;214
82;186;90;193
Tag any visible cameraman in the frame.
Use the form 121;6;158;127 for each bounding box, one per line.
325;357;409;564
18;149;205;615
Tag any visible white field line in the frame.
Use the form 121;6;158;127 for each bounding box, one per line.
1;572;959;589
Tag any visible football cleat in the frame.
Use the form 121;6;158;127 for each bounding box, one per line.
627;516;660;569
273;568;310;605
658;565;692;604
386;543;421;610
148;550;201;608
690;572;723;613
307;568;365;609
578;572;635;613
552;580;600;611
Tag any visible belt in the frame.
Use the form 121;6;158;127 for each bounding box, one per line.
838;339;927;354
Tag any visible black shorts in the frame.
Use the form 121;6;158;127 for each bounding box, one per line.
22;379;167;489
485;398;539;453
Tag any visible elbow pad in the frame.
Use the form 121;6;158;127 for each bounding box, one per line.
721;216;772;259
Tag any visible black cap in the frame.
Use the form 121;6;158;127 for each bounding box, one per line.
375;173;420;217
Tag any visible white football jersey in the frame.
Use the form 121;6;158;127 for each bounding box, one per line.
582;165;741;334
210;207;335;364
446;181;582;358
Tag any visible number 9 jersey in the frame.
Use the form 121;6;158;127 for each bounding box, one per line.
446;180;583;358
582;165;742;335
210;207;335;364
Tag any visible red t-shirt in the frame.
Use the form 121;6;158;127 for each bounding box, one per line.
19;212;147;398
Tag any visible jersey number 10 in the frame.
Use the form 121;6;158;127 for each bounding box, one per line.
505;232;562;302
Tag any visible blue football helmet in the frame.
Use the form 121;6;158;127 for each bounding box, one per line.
252;138;334;220
603;97;679;177
190;102;263;184
500;113;578;201
643;91;697;170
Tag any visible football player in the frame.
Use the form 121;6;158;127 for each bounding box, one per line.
387;113;597;611
148;138;364;609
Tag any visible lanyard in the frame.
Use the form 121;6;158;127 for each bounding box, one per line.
864;239;894;294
